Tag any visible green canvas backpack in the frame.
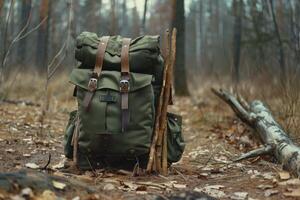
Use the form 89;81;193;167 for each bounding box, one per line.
64;32;185;170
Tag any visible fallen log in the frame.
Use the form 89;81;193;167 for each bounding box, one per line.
212;88;300;177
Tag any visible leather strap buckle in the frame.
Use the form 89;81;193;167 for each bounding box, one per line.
88;78;98;92
120;79;130;93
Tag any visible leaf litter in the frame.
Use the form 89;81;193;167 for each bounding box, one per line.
0;95;299;199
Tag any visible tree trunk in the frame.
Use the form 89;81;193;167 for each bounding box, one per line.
195;0;203;71
213;88;300;177
172;0;189;96
121;0;128;35
131;0;140;37
232;0;243;88
18;0;31;65
109;0;118;35
36;0;50;71
269;0;286;85
141;0;148;34
1;0;14;70
250;0;266;69
0;0;4;16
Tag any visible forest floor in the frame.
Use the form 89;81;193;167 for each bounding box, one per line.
0;78;300;200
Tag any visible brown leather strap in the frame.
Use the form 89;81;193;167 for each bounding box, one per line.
83;36;110;111
121;38;131;75
120;38;131;132
94;36;110;77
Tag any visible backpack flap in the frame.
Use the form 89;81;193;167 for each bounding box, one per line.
68;68;155;160
69;68;152;92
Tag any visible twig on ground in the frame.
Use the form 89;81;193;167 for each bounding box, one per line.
0;99;41;107
41;154;51;170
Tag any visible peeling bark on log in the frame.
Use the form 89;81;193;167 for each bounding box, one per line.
212;88;300;177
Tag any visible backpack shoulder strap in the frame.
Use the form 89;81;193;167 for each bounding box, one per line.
83;36;110;111
93;36;110;77
120;38;131;132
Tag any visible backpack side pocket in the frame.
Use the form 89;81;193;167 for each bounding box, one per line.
64;110;78;159
167;112;185;163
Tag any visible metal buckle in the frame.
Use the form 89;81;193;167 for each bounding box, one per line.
88;78;98;92
120;79;130;93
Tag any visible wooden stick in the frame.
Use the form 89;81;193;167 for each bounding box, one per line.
146;30;170;172
72;115;80;166
155;31;171;173
156;28;177;174
162;28;177;175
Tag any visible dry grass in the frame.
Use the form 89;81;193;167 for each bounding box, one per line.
189;71;300;140
2;68;300;139
0;70;76;112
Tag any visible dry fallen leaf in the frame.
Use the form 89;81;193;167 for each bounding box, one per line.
103;183;116;191
279;178;300;186
25;163;39;169
173;183;187;189
5;148;15;153
21;187;34;198
194;185;226;199
72;196;80;200
36;190;57;200
123;181;138;190
278;171;290;180
283;188;300;197
136;191;148;195
261;172;275;180
264;189;278;197
52;181;66;190
257;184;273;190
230;192;248;200
51;159;65;170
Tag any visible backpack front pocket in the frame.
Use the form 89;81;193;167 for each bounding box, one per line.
167;112;185;163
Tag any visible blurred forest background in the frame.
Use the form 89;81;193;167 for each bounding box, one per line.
1;0;300;101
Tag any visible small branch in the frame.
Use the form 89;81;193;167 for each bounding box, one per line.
211;88;255;126
1;15;48;70
41;154;51;170
46;0;73;80
0;99;41;107
233;145;273;162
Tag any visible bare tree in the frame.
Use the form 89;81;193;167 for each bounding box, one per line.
0;0;4;16
2;0;14;69
121;0;128;35
195;1;202;67
36;0;50;70
269;0;286;85
40;0;73;135
141;0;148;34
249;0;266;69
232;0;243;87
109;0;118;35
131;0;140;37
18;0;31;65
172;0;189;96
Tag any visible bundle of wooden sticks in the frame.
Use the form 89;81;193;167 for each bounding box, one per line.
147;28;177;175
